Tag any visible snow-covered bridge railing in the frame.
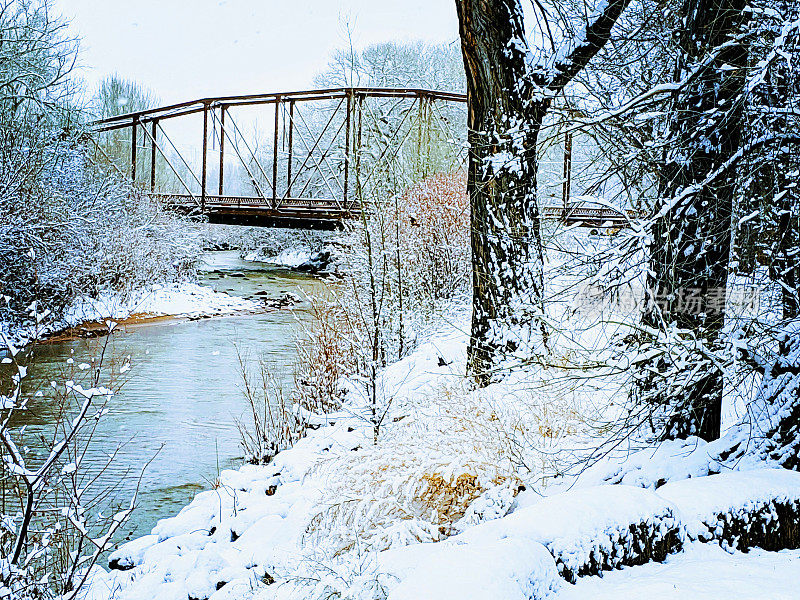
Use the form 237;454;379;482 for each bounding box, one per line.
153;193;357;229
541;203;641;227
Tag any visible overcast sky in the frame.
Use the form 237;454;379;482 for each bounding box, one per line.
57;0;461;105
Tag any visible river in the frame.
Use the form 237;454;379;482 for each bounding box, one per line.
9;251;324;544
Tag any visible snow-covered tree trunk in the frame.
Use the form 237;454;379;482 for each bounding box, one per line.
456;0;632;384
755;1;800;326
457;0;546;383
637;0;748;440
732;3;800;468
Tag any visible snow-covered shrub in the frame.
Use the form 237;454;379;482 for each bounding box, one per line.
236;349;308;464
458;485;684;583
282;551;394;600
294;293;363;413
0;0;201;336
305;445;519;555
240;228;333;262
658;469;800;552
294;171;469;417
1;148;202;332
396;171;470;310
303;384;524;556
0;331;133;598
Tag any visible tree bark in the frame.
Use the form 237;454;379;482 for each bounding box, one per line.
457;0;546;384
639;0;748;441
456;0;632;385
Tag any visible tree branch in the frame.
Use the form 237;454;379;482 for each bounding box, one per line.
548;0;634;93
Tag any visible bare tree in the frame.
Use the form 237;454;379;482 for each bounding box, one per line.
1;328;136;599
634;0;748;441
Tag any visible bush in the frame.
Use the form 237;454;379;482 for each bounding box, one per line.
396;171;470;310
293;293;363;414
0;332;134;598
302;382;525;556
658;468;800;553
0;0;201;334
457;484;684;583
293;171;470;412
236;348;308;464
1;148;201;330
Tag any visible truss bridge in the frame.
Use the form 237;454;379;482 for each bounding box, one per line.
91;86;634;229
91;87;467;229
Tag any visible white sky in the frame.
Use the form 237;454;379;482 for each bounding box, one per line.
57;0;462;105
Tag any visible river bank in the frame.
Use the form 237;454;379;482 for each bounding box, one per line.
1;281;262;350
81;309;800;600
6;251;327;544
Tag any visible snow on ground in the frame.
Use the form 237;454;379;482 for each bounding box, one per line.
244;247;314;268
63;282;260;324
558;542;800;600
80;307;800;600
72;232;800;600
1;282;261;349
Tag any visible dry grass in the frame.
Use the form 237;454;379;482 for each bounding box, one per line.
300;381;573;556
235;347;306;464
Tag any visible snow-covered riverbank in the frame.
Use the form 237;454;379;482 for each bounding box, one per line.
1;282;261;349
81;313;800;600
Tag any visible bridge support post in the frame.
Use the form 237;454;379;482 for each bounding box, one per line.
354;94;363;211
218;106;225;196
562;131;572;213
202;102;208;213
150;120;157;192
287;101;294;197
343;90;352;207
272;97;280;207
131;116;138;183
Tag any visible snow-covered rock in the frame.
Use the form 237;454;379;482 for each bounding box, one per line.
557;542;800;600
381;536;561;600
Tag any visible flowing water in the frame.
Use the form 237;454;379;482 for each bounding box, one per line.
9;251;325;543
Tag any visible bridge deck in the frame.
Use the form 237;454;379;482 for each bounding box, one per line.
156;194;359;229
156;194;634;229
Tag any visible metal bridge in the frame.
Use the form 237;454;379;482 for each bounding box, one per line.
91;86;630;229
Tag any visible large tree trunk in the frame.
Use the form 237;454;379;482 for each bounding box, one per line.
457;0;547;384
638;0;748;441
456;0;632;385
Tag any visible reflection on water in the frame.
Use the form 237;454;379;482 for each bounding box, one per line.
11;251;324;542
